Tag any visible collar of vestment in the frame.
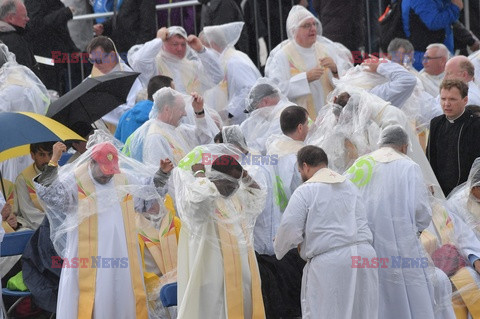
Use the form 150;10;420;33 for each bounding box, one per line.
305;167;345;184
446;108;467;124
369;146;406;163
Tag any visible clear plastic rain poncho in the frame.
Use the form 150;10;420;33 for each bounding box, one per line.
202;22;261;123
344;126;449;318
34;130;174;319
334;63;435;131
264;6;353;119
420;192;480;318
308;85;444;197
124;87;219;170
0;44;50;115
173;143;267;249
306;90;382;173
240;78;292;154
129;26;223;95
173;143;267;318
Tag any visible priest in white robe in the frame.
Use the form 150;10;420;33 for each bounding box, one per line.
202;22;261;124
34;138;172;319
173;150;266;319
275;145;378;319
128;26;223;95
125;87;217;169
264;5;352;120
266;106;308;212
240;79;292;155
346;125;437;318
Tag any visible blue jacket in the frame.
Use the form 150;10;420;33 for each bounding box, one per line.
402;0;460;53
114;99;153;143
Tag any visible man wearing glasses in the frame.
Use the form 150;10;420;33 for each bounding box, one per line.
265;5;352;121
419;43;450;97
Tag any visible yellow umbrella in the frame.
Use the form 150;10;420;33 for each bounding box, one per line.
0;111;85;162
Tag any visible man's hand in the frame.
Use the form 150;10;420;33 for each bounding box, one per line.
320;57;338;75
306;66;324;83
51;142;67;164
160;159;174;174
452;0;464;10
5;212;17;230
1;203;11;220
187;35;205;53
93;24;104;36
191;92;204;114
362;57;381;73
475;259;480;275
157;27;168;41
470;40;480;52
191;163;206;177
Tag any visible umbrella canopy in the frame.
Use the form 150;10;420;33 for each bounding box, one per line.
0;112;84;162
46;71;140;127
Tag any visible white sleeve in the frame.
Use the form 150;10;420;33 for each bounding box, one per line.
129;38;163;87
369;62;417;108
274;187;308;260
450;211;480;260
413;165;433;232
226;60;260;119
265;51;311;100
197;48;224;87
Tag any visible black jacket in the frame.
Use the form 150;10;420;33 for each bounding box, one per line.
427;108;480;197
24;0;78;57
313;0;364;51
102;0;156;54
0;26;37;71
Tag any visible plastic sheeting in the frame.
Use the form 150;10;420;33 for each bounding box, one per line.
0;44;50;115
173;143;267;249
33;130;172;318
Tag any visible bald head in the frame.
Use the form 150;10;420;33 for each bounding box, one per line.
444;56;475;83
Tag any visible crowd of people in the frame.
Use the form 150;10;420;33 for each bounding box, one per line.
1;0;480;319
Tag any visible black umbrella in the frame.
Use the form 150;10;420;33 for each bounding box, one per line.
46;71;140;127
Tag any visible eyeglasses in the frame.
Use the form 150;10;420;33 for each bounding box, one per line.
299;22;317;30
88;57;103;64
422;56;443;62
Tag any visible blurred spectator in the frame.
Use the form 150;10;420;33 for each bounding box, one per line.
93;0;156;54
0;0;38;72
312;0;364;51
156;0;195;35
401;0;462;71
24;0;78;94
453;20;480;56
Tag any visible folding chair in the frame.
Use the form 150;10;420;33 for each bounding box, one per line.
160;282;177;319
1;230;35;317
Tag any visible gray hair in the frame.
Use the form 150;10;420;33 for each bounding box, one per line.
379;125;409;148
426;43;451;59
0;0;21;21
387;38;414;55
